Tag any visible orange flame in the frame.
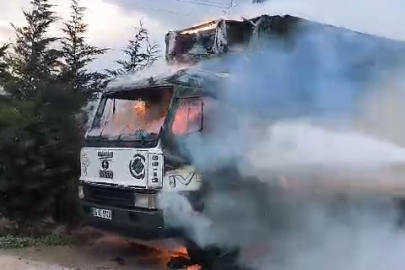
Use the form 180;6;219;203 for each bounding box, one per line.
172;103;202;135
102;98;168;137
133;100;147;115
100;94;206;137
187;265;202;270
171;246;188;257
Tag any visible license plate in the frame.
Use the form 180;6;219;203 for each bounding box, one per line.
92;207;112;220
99;170;114;179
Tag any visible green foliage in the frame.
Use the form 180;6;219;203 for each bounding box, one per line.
0;233;72;249
6;0;61;99
0;44;11;85
0;83;84;225
106;20;160;76
0;0;158;231
0;0;88;228
60;0;109;102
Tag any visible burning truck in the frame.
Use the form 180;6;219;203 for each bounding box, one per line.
79;14;405;269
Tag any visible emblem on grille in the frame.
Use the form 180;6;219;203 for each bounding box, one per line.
129;154;146;179
98;150;114;179
101;160;109;170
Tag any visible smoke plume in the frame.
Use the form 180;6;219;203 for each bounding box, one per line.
159;14;405;270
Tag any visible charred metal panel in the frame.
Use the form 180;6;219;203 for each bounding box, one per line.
165;20;219;64
165;19;255;64
164;15;303;64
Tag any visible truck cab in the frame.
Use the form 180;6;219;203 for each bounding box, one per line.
78;13;405;268
78;14;302;239
79;67;227;240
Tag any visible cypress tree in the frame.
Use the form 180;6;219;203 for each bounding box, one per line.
107;21;159;76
60;0;109;102
7;0;60;99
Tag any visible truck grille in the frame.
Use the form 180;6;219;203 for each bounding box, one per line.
83;184;135;209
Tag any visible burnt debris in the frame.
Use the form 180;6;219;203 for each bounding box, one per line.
164;15;301;64
164;13;405;68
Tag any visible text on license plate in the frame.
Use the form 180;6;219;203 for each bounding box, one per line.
99;170;114;179
92;207;112;220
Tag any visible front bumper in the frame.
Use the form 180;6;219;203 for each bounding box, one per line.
80;200;179;240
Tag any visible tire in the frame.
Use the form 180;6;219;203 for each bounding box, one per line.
185;239;240;269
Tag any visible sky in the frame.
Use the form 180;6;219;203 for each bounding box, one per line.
1;0;405;71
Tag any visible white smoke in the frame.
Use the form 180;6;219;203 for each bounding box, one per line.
158;191;217;248
158;6;405;270
245;197;405;270
106;59;189;90
246;122;405;170
226;0;405;42
354;74;405;147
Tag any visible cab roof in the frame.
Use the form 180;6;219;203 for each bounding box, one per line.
102;67;229;98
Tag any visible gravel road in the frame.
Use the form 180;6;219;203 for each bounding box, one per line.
0;234;181;270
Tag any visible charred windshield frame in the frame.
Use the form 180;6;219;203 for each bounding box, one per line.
90;98;107;130
85;86;174;148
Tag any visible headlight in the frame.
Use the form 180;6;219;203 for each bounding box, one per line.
135;193;157;209
78;185;85;199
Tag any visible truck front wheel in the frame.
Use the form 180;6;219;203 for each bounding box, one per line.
185;239;240;270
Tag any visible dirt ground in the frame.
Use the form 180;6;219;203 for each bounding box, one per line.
0;234;186;270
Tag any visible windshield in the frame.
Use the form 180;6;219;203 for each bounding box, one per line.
88;87;173;141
